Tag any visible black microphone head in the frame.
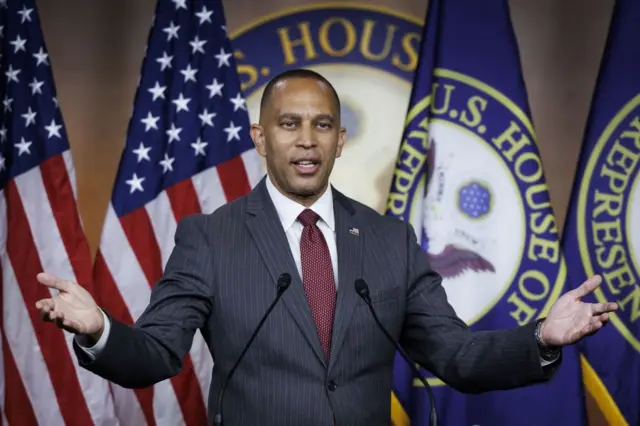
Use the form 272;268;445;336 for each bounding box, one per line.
354;278;370;298
277;273;292;290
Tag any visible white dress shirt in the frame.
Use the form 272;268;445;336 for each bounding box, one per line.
265;175;339;288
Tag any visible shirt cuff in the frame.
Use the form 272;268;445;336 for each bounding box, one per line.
73;309;110;360
540;352;559;366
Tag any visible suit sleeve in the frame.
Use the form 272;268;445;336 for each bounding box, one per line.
73;215;214;388
399;224;560;393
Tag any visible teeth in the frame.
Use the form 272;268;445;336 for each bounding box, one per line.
297;161;313;165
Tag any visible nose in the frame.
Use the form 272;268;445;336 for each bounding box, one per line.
296;123;316;148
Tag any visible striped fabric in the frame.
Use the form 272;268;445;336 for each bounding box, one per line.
90;0;262;425
0;0;119;424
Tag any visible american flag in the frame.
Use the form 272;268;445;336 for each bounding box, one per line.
91;0;263;425
0;0;120;425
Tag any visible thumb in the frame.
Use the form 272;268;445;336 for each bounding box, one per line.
37;272;72;292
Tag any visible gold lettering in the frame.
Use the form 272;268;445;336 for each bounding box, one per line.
607;138;639;176
507;292;537;325
514;152;543;184
529;212;558;235
525;183;551;210
592;190;624;218
528;235;559;263
430;84;455;115
491;121;532;162
600;164;629;194
595;244;625;269
509;270;550;325
318;17;357;57
618;285;640;323
278;23;317;65
619;115;640;150
360;20;396;61
392;32;420;72
459;96;488;128
603;263;634;296
592;219;623;246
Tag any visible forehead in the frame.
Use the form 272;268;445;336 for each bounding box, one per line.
268;78;337;114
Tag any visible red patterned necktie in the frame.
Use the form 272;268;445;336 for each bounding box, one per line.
298;208;337;361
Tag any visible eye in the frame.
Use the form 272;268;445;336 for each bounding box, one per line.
317;122;332;130
281;121;296;129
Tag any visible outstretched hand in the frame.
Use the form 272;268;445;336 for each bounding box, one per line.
540;275;618;347
34;272;104;337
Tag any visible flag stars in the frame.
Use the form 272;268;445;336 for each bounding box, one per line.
0;125;7;142
172;0;187;10
196;6;213;24
230;93;246;111
3;96;13;112
189;35;206;54
172;93;190;112
199;109;216;127
22;107;36;127
191;137;207;156
148;81;166;100
163;21;180;41
141;111;160;131
157;52;173;71
126;173;145;193
15;137;32;155
18;5;34;23
159;153;175;173
224;121;241;142
45;119;62;138
132;142;151;162
0;155;5;172
166;123;182;143
5;65;20;83
206;78;223;98
180;64;197;82
215;48;231;68
33;47;49;66
10;35;26;53
29;77;44;95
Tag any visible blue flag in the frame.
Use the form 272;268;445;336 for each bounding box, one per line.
386;0;587;424
561;1;640;424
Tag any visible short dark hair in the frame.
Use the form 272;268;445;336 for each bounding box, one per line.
259;68;341;114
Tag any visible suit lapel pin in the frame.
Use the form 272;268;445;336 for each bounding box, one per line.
349;227;359;236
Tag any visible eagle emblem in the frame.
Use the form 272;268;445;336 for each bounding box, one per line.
423;138;496;279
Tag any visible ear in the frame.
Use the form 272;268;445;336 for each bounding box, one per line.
336;127;347;158
250;124;267;157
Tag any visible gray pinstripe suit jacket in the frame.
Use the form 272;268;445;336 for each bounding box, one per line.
74;177;560;425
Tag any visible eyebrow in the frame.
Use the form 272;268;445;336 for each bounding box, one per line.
277;113;336;123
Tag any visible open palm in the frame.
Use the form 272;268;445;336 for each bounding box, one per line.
540;275;618;347
34;272;104;336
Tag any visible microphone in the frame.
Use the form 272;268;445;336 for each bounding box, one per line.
354;278;438;426
213;272;292;426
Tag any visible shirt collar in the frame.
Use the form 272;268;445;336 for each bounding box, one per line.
265;174;335;232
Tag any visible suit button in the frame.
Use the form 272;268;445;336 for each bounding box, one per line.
327;381;337;391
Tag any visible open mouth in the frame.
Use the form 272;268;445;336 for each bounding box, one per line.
292;159;320;175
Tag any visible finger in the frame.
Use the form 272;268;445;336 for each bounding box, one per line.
595;312;610;323
591;302;618;315
36;272;71;292
572;275;602;299
35;298;55;312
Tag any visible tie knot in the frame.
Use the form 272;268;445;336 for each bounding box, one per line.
298;209;320;227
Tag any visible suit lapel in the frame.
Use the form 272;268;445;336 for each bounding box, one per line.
328;189;363;371
244;179;326;366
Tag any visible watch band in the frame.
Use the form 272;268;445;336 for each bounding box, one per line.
535;318;560;360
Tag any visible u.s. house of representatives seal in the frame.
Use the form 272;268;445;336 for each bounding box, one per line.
229;3;422;212
577;96;640;352
386;69;567;385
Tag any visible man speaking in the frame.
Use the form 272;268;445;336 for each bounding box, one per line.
35;70;617;426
